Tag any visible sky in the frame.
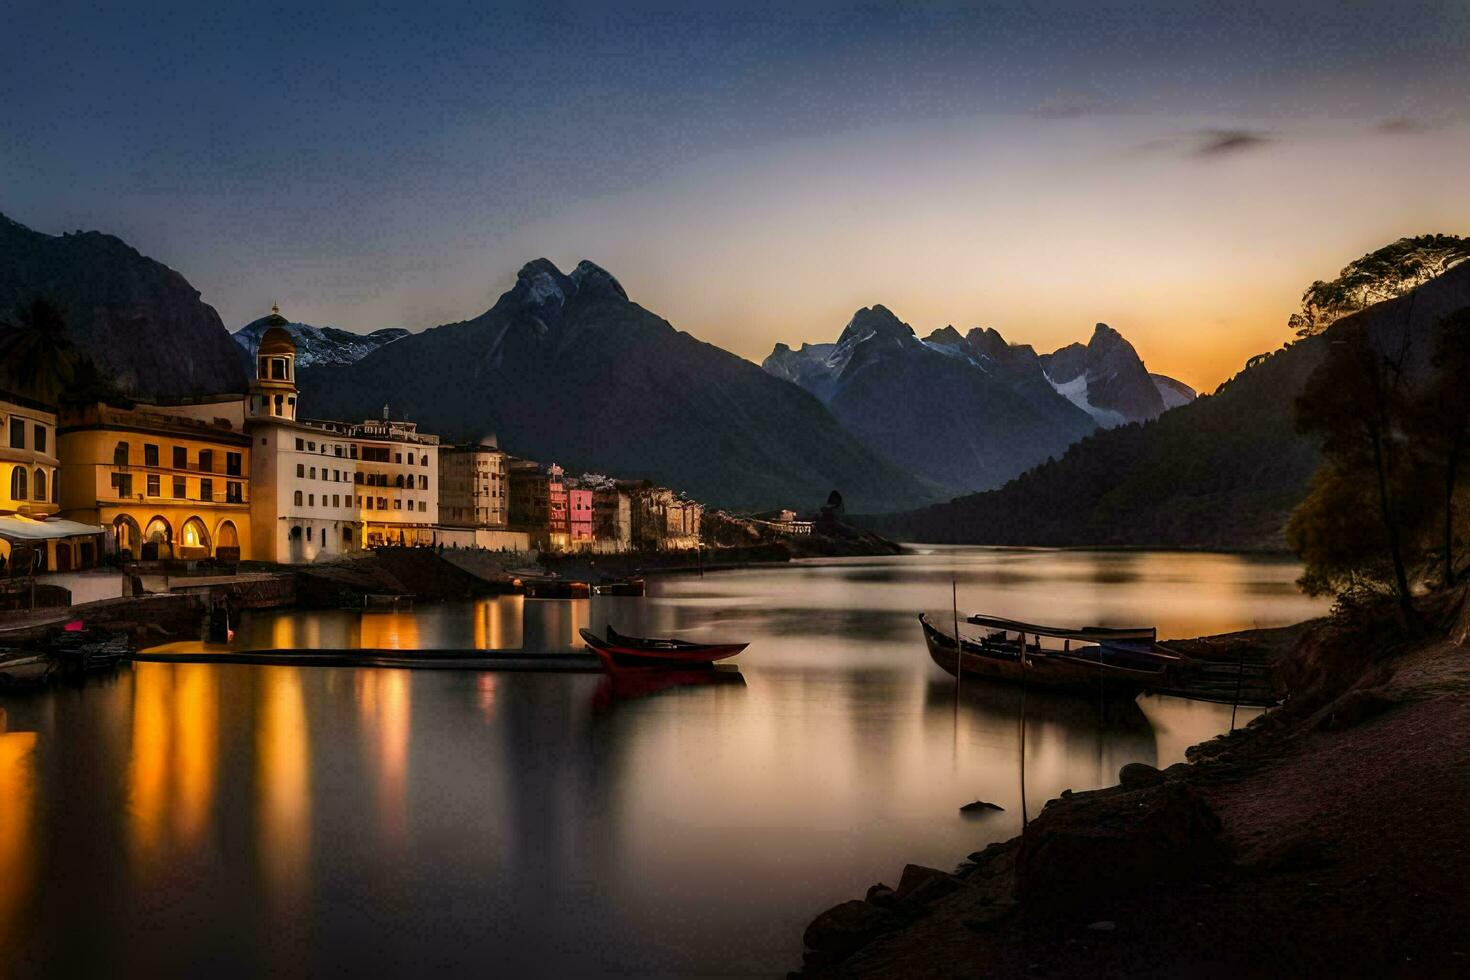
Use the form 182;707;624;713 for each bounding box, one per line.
4;0;1469;392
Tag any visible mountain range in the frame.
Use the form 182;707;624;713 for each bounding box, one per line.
864;260;1470;550
233;316;409;368
0;213;246;395
299;259;941;512
764;310;1192;491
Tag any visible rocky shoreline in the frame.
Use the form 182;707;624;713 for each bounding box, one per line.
793;597;1470;978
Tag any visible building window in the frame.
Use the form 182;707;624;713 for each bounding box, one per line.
365;497;374;510
113;441;129;466
394;499;401;510
297;463;305;478
173;477;186;498
394;452;402;464
226;482;243;503
270;358;286;380
308;493;314;506
419;501;427;513
144;443;159;467
296;438;305;451
174;446;187;469
334;445;343;457
33;425;46;454
146;474;159;497
294;490;303;507
51;470;58;503
332;494;339;508
407;453;415;465
349;445;358;459
200;479;213;501
307;441;316;452
419;475;428;490
376;497;387;510
199;449;213;473
226;452;241;476
309;467;316;479
10;419;24;449
274;395;283;415
109;472;130;498
32;468;45;501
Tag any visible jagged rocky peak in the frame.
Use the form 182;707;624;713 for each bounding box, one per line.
924;325;965;347
569;259;627;300
838;304;914;345
232;315;409;368
963;326;1013;361
514;258;575;310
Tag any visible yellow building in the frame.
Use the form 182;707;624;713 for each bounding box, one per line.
58;397;252;560
0;392;59;521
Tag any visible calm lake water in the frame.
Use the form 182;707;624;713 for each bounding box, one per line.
0;548;1325;977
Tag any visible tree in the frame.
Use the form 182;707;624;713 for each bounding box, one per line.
0;298;79;403
1291;319;1426;625
1289;235;1470;339
1408;310;1470;587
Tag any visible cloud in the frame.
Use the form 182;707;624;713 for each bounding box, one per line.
1192;128;1273;158
1376;117;1434;134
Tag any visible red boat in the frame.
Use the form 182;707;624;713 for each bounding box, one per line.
578;626;748;671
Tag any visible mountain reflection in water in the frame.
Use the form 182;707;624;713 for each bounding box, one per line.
0;548;1323;976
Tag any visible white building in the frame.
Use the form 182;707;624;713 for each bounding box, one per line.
245;315;439;563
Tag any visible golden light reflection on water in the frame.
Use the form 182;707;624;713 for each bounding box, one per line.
127;664;219;862
355;670;411;847
473;596;525;649
360;611;422;650
257;667;311;902
0;709;36;953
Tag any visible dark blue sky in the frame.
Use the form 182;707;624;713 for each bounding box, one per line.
4;1;1468;385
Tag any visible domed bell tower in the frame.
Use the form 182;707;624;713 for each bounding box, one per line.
248;303;299;422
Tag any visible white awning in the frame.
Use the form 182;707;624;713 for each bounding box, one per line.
0;515;106;542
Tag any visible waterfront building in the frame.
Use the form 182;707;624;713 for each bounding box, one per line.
547;464;569;551
631;486;703;551
57;395;252;560
587;477;633;553
0;392;59;522
568;484;594;550
438;436;509;528
244;315;439;562
506;458;551;549
0;391;106;572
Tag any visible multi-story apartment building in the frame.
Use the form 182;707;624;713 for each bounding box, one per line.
58;396;252;560
568;484;594;550
1;391;59;522
438;437;509;528
244;316;439;563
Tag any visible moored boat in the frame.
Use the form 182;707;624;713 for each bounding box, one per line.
579;625;748;671
919;613;1180;696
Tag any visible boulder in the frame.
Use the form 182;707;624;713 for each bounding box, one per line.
894;864;967;907
1119;762;1164;788
1017;783;1224;909
960;799;1004;813
802;900;890;959
865;883;896;907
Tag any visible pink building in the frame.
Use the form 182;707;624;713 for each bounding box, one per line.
569;486;594;549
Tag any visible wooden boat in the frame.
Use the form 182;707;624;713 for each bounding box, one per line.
0;653;53;687
578;625;748;671
591;578;646;597
919;613;1179;696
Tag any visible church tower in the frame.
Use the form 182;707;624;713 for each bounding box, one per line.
248;304;299;422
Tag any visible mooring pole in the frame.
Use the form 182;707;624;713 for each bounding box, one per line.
952;578;961;713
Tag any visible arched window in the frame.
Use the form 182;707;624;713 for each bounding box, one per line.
113;442;129;467
33;468;45;501
180;517;210;553
10;466;26;501
216;521;239;551
395;474;405;488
